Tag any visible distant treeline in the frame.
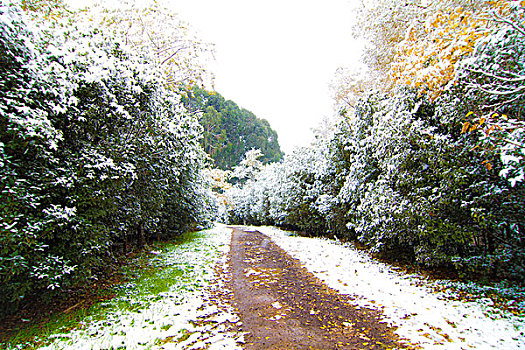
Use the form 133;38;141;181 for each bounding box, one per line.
182;87;283;170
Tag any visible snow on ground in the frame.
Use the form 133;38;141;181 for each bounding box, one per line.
257;226;525;350
32;225;242;350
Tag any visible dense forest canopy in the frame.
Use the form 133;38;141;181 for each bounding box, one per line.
0;0;218;314
182;87;283;170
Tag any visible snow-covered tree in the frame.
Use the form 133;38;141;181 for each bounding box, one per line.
351;0;426;89
455;2;525;186
231;148;264;183
74;0;215;89
225;139;334;235
0;0;214;313
352;0;525;187
352;0;504;93
329;87;523;278
0;0;76;312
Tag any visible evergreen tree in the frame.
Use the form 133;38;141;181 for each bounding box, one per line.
0;1;213;314
182;86;283;169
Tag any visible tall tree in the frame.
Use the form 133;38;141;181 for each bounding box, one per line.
74;0;215;89
352;0;491;91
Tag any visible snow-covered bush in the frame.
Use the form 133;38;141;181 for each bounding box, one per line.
0;1;74;313
226;87;524;281
338;90;468;262
225;138;334;235
336;88;524;278
0;1;213;314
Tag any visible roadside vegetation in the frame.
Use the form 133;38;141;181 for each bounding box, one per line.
2;0;524;347
225;0;525;283
0;0;222;316
1;227;235;350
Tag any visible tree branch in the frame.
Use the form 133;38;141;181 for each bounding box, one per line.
160;47;184;66
486;132;525;150
467;68;525;83
491;11;525;37
474;84;525;96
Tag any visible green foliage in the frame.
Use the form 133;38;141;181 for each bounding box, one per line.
454;7;525;186
225;88;525;281
225;0;525;283
182;86;283;169
0;2;213;315
1;230;218;349
0;1;70;312
20;0;64;14
335;89;524;279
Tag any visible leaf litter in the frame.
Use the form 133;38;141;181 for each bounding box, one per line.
229;227;410;349
257;226;525;350
9;224;524;349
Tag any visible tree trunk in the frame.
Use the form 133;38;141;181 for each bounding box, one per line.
138;222;145;249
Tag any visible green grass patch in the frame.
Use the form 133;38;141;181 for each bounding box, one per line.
1;229;215;350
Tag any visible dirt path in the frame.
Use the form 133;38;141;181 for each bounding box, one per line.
228;228;415;350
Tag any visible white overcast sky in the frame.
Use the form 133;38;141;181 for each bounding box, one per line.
67;0;363;153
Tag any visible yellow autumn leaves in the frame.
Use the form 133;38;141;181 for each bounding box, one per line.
390;1;520;100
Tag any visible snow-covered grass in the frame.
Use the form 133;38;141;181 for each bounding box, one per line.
257;226;525;350
6;225;241;350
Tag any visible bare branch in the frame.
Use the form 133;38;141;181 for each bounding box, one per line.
466;68;525;83
473;84;525;96
481;94;523;110
486;133;525;150
491;10;525;37
160;47;184;66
